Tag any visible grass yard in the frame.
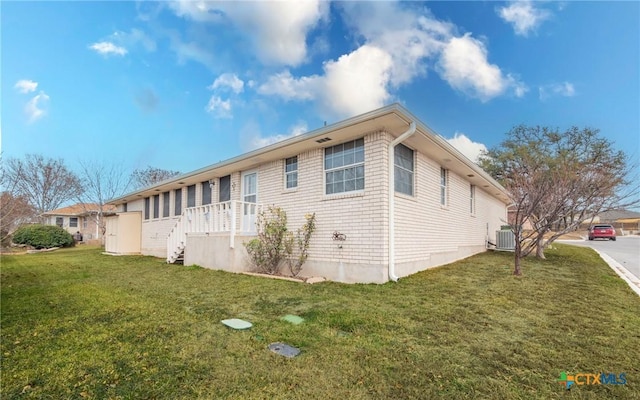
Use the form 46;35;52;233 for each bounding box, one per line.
2;245;639;399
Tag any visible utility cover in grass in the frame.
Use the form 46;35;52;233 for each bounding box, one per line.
221;318;252;330
269;342;300;358
281;314;304;325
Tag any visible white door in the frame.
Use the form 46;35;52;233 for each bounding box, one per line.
105;216;118;253
242;171;258;232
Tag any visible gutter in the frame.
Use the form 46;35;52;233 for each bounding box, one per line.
388;121;416;282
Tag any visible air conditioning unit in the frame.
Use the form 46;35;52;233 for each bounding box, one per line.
496;230;516;250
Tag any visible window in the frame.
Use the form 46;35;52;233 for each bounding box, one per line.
187;185;196;207
163;192;170;217
201;182;212;205
55;217;63;227
144;197;150;220
324;138;365;195
174;189;182;216
83;218;88;229
285;156;298;189
123;203;128;212
153;195;160;218
219;175;231;202
440;168;448;206
394;143;414;196
69;217;78;227
470;185;476;214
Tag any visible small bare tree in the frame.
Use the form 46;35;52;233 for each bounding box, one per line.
131;166;181;189
3;154;83;222
0;191;35;245
480;125;639;276
76;160;133;238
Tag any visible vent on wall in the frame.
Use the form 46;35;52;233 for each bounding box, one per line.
316;137;332;143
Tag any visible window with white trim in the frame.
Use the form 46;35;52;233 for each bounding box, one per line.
55;217;64;227
163;192;170;217
440;168;448;206
394;143;414;196
285;156;298;189
187;185;196;207
174;189;182;216
144;197;150;220
324;138;365;195
470;184;476;214
201;182;212;205
69;217;78;227
153;194;160;219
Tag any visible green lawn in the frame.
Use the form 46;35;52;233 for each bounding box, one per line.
2;245;639;399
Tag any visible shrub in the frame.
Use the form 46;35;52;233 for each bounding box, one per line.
287;213;316;276
245;207;290;275
11;224;75;249
244;207;316;276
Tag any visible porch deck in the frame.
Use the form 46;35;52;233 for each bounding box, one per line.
167;201;262;263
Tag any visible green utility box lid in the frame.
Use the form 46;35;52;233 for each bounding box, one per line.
281;314;304;325
221;318;252;330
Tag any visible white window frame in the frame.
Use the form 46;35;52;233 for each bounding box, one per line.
69;217;78;227
324;138;365;195
470;184;476;215
284;156;298;190
440;167;448;207
394;143;414;196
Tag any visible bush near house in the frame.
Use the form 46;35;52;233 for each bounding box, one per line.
11;224;74;249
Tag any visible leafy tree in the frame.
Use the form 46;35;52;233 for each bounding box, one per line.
76;160;133;238
480;125;639;276
131;166;181;189
2;154;83;222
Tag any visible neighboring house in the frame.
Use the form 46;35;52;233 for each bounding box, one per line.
106;104;510;283
591;209;640;235
42;203;116;241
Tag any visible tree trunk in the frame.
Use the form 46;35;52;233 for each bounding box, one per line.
535;235;546;259
514;239;523;276
514;253;522;276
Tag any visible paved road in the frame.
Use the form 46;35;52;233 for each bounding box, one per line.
559;236;640;285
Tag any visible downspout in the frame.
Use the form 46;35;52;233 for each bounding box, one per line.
388;121;416;282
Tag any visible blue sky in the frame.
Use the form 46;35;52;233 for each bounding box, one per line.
2;1;639;175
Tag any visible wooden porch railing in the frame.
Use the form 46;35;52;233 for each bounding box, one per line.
166;201;262;263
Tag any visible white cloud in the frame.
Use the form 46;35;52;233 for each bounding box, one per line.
14;79;38;94
209;73;245;94
339;3;451;87
498;1;551;36
437;34;527;101
205;96;232;118
112;28;157;52
246;121;309;150
258;3;525;117
25;91;50;123
320;45;393;117
259;45;393;119
169;0;328;66
539;82;576;100
446;132;488;163
89;41;127;56
167;33;216;69
258;70;320;101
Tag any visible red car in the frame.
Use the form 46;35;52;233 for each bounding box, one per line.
588;224;617;241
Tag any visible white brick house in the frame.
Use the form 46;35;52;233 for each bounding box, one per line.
106;104;509;283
